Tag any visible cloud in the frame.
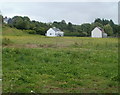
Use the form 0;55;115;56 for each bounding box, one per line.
0;0;119;2
0;2;118;24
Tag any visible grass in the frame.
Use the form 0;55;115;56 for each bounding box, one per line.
2;26;119;93
2;26;28;36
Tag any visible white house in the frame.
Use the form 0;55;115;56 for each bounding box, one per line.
46;27;64;37
91;27;107;38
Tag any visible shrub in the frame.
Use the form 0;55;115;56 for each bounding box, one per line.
64;32;80;36
23;30;36;34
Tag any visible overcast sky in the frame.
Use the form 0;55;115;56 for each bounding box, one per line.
0;2;118;25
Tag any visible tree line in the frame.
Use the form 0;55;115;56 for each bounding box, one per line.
1;15;120;37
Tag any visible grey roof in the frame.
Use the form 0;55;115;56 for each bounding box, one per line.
97;27;105;33
52;27;61;32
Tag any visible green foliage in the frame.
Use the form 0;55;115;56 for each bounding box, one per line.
95;18;110;26
94;18;102;24
104;24;113;36
80;23;91;36
11;16;30;29
67;22;73;32
64;32;80;36
52;19;118;37
95;18;119;37
7;16;50;35
91;22;104;30
112;25;120;37
23;30;36;34
35;27;48;35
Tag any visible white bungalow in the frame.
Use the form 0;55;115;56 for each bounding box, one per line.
91;27;107;38
46;27;64;37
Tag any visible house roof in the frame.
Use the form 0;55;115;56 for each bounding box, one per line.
97;27;105;32
52;27;61;32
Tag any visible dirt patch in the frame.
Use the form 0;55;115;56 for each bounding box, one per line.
3;44;24;48
25;44;57;48
25;44;38;48
3;43;68;48
3;44;58;48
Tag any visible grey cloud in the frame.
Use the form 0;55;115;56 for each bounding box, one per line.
0;2;118;24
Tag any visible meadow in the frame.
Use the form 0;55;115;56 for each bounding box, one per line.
2;26;119;93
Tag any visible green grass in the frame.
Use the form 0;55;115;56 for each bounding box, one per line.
2;26;29;36
2;26;119;93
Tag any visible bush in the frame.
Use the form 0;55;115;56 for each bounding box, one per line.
23;30;36;34
64;32;80;36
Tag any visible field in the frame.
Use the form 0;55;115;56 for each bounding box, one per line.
2;26;119;93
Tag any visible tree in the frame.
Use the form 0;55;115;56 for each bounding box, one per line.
68;22;73;32
102;19;109;25
61;20;66;24
22;16;30;29
10;16;31;30
112;25;120;37
103;24;113;36
109;19;114;26
60;20;67;30
35;27;47;35
29;21;36;30
80;23;91;36
94;18;102;24
90;22;103;31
